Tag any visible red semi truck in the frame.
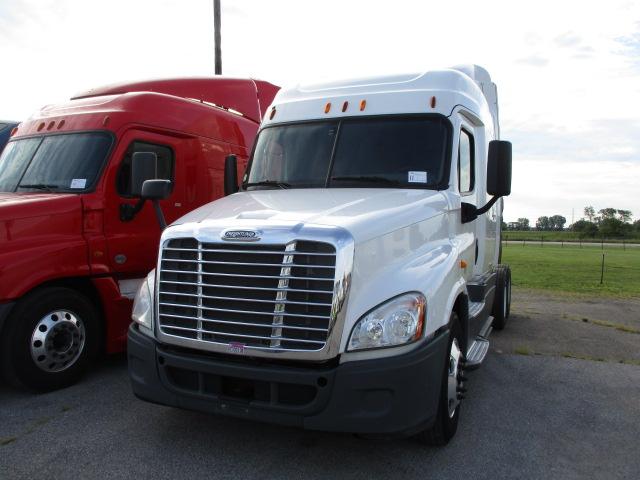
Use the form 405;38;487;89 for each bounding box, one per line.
0;77;278;391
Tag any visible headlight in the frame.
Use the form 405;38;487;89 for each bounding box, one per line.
348;292;425;351
132;269;155;332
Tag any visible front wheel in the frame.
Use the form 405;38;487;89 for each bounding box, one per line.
1;287;100;392
492;265;512;330
415;313;464;446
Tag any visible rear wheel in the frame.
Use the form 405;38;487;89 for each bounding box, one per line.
492;265;511;330
1;287;100;392
415;313;464;446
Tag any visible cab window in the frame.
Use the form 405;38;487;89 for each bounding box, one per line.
117;141;174;197
458;130;474;194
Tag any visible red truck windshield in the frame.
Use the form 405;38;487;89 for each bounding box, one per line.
0;132;113;193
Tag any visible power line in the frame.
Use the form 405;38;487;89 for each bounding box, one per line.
214;0;222;75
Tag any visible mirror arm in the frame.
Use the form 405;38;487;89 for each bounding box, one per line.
461;196;500;224
476;196;499;216
151;199;167;231
120;198;146;222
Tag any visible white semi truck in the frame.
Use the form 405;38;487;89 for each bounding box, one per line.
128;65;512;445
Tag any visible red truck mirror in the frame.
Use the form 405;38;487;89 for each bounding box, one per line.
131;152;160;197
224;154;239;196
121;152;172;229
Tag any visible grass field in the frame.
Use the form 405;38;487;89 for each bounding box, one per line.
502;243;640;298
503;230;640;244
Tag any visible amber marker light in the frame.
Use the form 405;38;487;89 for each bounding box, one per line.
10;127;18;137
47;121;55;130
359;99;367;111
413;296;426;340
460;260;468;269
269;107;276;120
37;122;45;132
342;101;349;112
324;102;331;113
430;96;437;108
102;115;110;126
57;119;65;129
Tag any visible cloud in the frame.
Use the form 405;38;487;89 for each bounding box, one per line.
505;118;640;164
1;0;640;223
554;32;582;47
516;55;550;67
505;158;640;223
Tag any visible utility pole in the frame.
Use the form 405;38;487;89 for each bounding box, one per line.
214;0;222;75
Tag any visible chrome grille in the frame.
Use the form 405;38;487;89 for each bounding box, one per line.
158;238;337;351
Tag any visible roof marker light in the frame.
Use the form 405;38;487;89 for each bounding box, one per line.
47;121;55;130
325;102;331;114
430;96;436;108
10;127;18;137
57;119;65;129
269;107;276;120
360;100;366;111
37;122;45;132
342;101;349;112
102;115;110;126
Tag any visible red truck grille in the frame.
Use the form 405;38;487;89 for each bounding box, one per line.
157;238;336;351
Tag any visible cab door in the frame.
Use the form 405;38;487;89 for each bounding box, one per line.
103;129;187;278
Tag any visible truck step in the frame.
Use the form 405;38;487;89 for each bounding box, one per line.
465;337;490;370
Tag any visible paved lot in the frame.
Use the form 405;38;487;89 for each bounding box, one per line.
1;290;639;480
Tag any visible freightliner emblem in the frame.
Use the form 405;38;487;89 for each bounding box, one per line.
221;229;261;241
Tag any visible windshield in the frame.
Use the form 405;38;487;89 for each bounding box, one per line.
0;132;113;193
245;116;451;190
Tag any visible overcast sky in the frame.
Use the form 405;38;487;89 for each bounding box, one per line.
1;0;638;223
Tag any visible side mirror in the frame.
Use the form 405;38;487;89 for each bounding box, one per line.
487;140;512;197
121;152;172;229
461;140;512;224
131;151;159;197
224;154;239;196
141;179;172;200
141;179;172;230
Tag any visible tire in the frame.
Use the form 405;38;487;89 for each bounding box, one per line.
492;265;511;330
1;287;100;392
415;313;464;446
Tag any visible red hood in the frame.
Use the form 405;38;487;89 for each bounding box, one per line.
0;192;82;222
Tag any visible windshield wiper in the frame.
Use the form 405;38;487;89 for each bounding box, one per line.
18;183;60;192
243;180;291;190
330;176;403;186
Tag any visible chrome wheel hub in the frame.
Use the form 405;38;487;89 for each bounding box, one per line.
447;338;463;418
30;310;85;373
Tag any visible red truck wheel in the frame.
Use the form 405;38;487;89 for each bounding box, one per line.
1;287;100;392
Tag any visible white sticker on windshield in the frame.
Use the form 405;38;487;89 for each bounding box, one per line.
408;171;427;183
70;178;87;189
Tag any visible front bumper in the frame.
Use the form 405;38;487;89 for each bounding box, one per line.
128;324;449;435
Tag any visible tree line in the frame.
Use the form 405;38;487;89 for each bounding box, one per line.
504;207;639;238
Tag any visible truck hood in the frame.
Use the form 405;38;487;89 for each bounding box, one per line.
0;192;81;222
173;188;449;243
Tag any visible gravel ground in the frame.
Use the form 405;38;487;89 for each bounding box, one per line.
1;289;639;480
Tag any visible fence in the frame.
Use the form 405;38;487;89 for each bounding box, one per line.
502;236;639;250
